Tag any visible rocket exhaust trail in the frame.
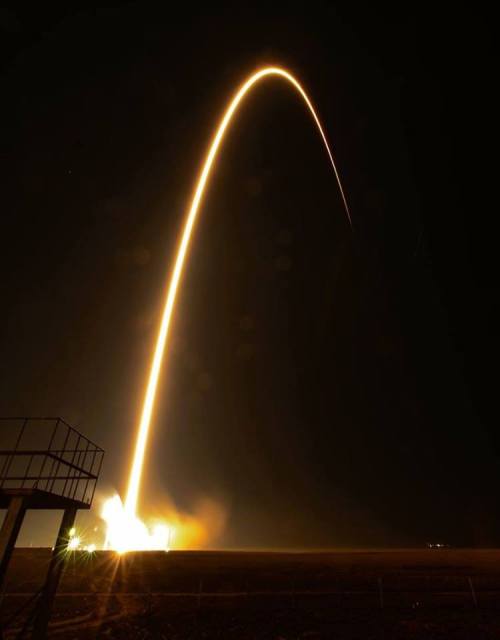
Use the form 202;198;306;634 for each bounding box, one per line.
124;66;351;518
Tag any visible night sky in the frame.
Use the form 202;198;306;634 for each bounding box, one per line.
1;5;497;548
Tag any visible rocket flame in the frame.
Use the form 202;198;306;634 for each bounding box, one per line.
105;66;351;552
102;495;170;553
101;493;225;552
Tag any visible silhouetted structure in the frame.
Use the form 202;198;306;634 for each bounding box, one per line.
0;417;104;638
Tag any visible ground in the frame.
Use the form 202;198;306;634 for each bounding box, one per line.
2;549;500;638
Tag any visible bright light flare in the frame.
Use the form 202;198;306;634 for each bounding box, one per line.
67;535;81;551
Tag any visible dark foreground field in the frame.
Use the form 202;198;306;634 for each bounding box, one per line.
2;549;500;638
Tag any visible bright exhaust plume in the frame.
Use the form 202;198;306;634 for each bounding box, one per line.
104;66;351;552
102;494;226;552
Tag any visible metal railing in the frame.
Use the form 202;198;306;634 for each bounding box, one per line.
0;417;104;507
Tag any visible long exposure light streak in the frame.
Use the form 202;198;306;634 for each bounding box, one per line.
122;66;352;534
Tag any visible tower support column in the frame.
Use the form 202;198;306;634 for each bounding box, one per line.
31;506;77;639
0;496;27;588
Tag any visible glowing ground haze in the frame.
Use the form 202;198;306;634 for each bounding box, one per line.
102;66;351;552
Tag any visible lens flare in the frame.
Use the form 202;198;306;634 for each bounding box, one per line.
107;66;351;551
67;535;80;551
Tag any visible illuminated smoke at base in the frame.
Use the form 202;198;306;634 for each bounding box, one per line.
101;494;227;553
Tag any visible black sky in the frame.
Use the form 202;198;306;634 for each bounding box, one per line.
1;4;497;548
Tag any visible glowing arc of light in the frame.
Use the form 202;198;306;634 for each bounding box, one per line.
124;66;352;516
